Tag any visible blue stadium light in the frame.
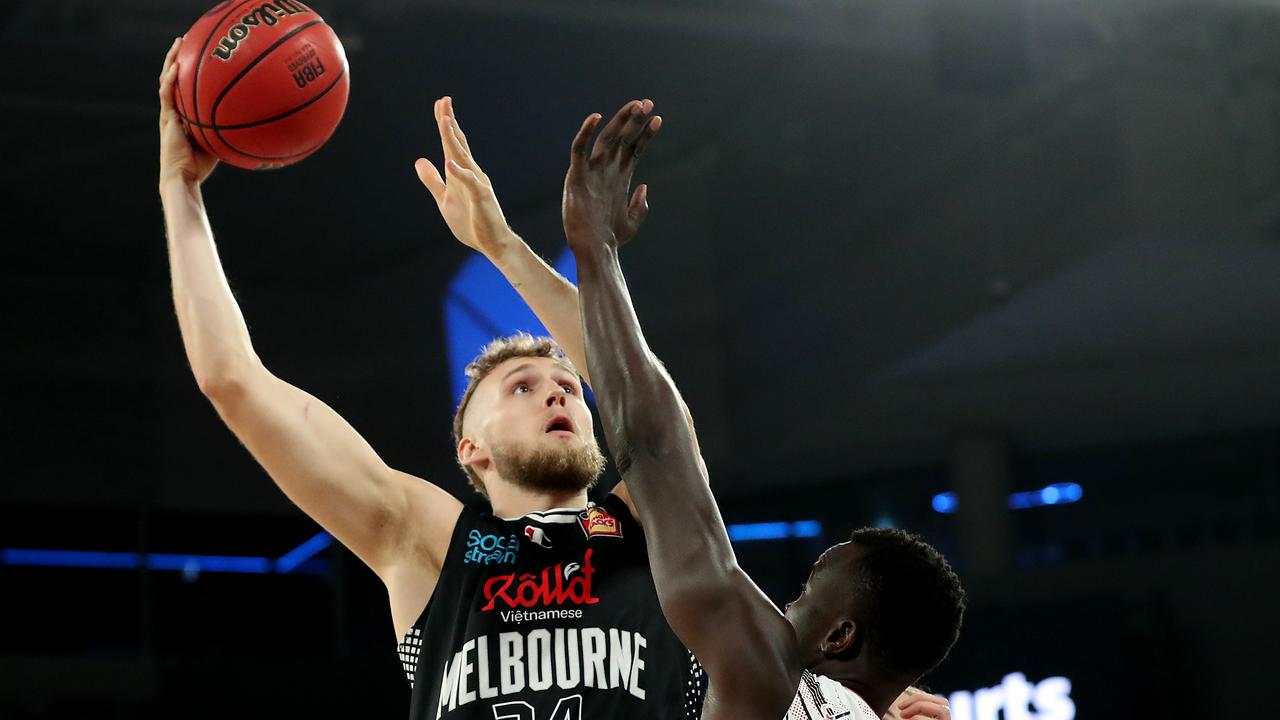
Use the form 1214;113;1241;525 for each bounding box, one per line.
445;246;578;402
1;531;333;576
728;521;824;542
931;483;1083;514
276;532;332;573
146;553;272;574
791;520;823;538
2;549;141;570
932;492;960;514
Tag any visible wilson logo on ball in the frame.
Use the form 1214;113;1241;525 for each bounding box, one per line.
175;0;349;169
211;0;311;62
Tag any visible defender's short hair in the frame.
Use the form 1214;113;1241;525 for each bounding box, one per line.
847;527;967;681
451;333;580;497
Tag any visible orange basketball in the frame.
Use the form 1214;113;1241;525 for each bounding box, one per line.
174;0;350;170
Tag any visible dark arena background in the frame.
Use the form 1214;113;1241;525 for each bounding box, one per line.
3;0;1280;718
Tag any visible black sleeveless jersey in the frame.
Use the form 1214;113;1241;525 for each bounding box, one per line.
398;495;706;720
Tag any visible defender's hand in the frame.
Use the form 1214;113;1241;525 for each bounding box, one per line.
887;688;951;720
414;97;519;261
563;99;661;252
158;37;217;187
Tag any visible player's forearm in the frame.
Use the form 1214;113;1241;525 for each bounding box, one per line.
161;179;262;391
489;238;591;384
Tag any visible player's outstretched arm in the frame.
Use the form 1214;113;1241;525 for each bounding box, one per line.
412;97;707;491
158;40;461;632
565;100;801;718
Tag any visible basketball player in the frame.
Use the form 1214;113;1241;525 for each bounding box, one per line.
564;100;968;719
158;39;704;719
414;97;958;720
160;36;952;719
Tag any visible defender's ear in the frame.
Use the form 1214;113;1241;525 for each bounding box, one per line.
821;619;860;659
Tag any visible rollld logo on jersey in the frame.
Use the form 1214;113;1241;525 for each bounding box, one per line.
464;530;520;565
482;549;600;611
579;506;622;540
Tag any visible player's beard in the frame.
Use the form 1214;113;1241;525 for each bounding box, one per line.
490;438;606;496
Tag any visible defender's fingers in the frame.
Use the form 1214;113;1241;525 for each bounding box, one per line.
617;99;654;152
627;184;649;226
899;700;950;720
593;100;641;157
414;158;446;203
569;113;602;163
630;115;662;159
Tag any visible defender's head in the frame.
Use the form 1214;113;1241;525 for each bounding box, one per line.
785;527;966;683
452;333;605;500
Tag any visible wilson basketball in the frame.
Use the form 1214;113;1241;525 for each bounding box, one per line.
174;0;349;170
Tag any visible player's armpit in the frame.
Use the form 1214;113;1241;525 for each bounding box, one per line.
203;366;463;581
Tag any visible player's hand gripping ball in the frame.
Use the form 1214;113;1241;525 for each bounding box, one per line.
174;0;349;170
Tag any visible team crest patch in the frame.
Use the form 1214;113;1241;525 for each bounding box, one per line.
579;506;623;539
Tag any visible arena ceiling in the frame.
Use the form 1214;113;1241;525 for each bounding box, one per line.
4;0;1280;509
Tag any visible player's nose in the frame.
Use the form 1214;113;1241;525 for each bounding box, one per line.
545;391;566;407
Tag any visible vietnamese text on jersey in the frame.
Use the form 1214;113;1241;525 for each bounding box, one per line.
397;495;706;720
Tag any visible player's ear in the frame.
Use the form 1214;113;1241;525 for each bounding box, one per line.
457;436;490;470
821;618;860;659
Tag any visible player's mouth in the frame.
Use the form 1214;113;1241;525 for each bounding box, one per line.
544;415;576;437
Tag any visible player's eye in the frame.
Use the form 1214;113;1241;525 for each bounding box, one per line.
514;384;530;394
561;384;576;395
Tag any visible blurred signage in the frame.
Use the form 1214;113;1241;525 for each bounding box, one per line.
947;673;1074;720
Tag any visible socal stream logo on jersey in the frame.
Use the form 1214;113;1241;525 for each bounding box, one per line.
464;530;520;565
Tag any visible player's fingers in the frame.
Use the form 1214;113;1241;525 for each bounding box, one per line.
414;158;446;203
442;97;473;155
160;37;180;83
630;115;662;159
569;113;602;165
442;117;478;170
446;158;483;193
592;100;641;158
159;64;179;114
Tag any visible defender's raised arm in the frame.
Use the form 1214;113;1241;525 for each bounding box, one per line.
565;100;801;718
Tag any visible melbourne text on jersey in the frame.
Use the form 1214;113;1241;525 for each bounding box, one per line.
435;628;648;718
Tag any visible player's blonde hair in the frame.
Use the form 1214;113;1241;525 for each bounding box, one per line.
451;333;581;497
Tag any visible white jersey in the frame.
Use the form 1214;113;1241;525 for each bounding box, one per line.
785;670;879;720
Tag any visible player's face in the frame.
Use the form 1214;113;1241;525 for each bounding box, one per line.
465;356;604;493
784;542;863;665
